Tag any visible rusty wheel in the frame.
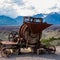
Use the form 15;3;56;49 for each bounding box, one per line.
47;45;56;54
1;48;11;57
8;31;19;42
21;25;39;44
19;24;41;49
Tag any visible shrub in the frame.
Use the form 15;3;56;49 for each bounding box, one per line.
41;37;60;45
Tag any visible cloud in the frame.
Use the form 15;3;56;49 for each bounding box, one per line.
0;0;60;18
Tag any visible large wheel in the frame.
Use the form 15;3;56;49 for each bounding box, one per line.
19;24;41;48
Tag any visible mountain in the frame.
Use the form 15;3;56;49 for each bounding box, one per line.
15;13;60;25
33;14;43;18
15;16;23;25
0;12;60;26
44;12;60;24
41;25;60;39
0;15;18;26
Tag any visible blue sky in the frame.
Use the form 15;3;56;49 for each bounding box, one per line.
0;0;60;18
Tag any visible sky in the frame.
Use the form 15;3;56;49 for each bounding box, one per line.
0;0;60;18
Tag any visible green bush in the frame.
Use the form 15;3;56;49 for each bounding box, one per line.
41;39;50;46
41;37;60;46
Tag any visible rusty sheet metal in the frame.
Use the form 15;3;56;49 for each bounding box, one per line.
25;22;52;34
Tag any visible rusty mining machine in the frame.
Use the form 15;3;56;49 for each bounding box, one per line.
0;17;56;57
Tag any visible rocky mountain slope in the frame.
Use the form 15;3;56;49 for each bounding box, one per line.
0;15;18;26
41;25;60;39
44;12;60;24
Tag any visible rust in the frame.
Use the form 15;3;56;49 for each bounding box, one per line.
19;16;52;37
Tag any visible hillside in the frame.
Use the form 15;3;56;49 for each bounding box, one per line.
0;26;19;40
0;15;18;26
41;25;60;39
44;12;60;24
15;16;23;25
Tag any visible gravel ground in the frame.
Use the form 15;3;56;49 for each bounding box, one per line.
0;46;60;60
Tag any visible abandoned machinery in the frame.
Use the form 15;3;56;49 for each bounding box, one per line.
0;17;56;57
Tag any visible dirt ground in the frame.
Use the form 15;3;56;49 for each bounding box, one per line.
0;46;60;60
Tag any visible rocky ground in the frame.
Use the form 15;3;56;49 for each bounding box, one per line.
0;46;60;60
0;26;60;60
